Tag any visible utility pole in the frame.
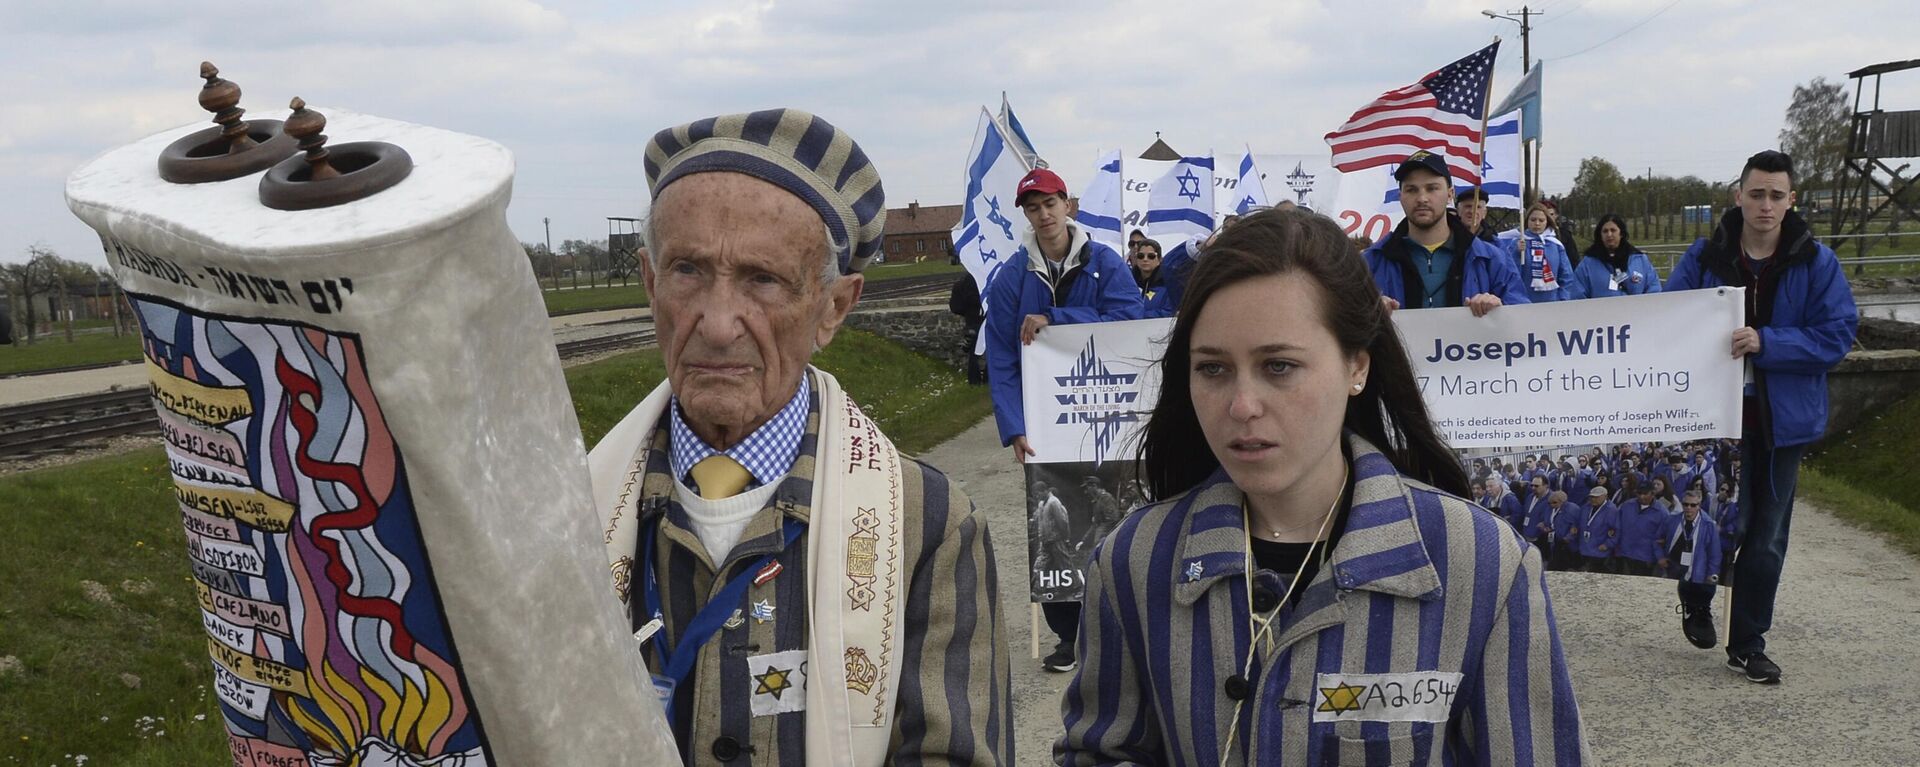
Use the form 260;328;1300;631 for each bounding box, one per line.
543;216;555;291
1484;6;1542;203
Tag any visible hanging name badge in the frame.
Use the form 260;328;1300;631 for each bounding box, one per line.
1681;551;1694;568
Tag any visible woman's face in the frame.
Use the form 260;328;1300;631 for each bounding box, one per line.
1188;273;1367;504
1134;246;1161;274
1600;221;1622;249
1527;210;1550;233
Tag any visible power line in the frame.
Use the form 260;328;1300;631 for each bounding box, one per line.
1543;0;1683;61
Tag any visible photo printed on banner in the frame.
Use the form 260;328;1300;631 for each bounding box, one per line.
1458;439;1743;585
1025;461;1146;603
133;294;493;765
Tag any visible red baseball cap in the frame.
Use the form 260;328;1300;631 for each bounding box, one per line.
1016;168;1068;204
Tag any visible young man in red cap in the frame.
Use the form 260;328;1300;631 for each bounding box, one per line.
984;167;1145;672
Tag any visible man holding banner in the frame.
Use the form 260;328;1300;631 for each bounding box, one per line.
984;167;1144;672
1663;150;1858;685
1363;151;1529;316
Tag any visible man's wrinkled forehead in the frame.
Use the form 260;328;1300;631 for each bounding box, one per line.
653;172;827;254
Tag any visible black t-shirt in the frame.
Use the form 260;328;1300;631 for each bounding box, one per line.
1248;493;1350;605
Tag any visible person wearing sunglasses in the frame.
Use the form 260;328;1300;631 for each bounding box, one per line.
1130;237;1167;302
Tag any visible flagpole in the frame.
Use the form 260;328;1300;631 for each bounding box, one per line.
1476;36;1501;211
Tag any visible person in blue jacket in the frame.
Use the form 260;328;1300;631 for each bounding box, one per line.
1508;203;1577;302
1615;484;1669;577
1657;492;1723;585
1664;150;1858;684
1363;150;1530;316
1547;491;1582;570
1577;486;1620;573
1520;474;1555;547
1571;213;1663;299
984;166;1145;674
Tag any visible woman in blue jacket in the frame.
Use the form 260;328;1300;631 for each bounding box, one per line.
1506;203;1576;302
1058;209;1587;765
1569;214;1663;299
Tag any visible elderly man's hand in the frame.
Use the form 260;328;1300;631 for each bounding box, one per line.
1466;293;1503;317
1020;314;1051;345
1011;435;1036;464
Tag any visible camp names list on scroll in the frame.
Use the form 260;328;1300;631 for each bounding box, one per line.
137;294;496;764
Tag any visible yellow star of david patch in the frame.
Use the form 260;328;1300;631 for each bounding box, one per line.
1317;682;1366;714
754;666;794;700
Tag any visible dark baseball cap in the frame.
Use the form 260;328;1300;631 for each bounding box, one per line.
1016;168;1068;204
1393;150;1451;183
1458;186;1490;203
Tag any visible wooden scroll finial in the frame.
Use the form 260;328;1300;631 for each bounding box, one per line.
196;62;257;154
283;97;340;182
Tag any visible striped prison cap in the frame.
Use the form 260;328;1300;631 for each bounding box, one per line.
644;108;887;274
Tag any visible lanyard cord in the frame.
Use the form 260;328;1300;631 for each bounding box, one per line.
1218;462;1347;767
640;513;806;721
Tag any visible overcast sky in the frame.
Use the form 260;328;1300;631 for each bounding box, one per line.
3;0;1915;268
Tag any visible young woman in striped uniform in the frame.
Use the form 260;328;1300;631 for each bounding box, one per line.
1056;209;1589;766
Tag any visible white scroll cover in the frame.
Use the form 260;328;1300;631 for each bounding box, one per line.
64;109;674;765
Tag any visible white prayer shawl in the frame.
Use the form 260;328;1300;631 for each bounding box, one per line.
591;367;907;767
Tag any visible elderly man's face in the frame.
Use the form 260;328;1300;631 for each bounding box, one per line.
644;172;862;447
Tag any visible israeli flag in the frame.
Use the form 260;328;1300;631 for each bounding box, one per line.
999;93;1047;169
1379;110;1523;210
951;107;1032;297
1074;150;1125;256
1231;149;1270;215
1146;154;1215;243
1491;62;1542;145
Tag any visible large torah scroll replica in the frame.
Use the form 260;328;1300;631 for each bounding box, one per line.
63;67;675;765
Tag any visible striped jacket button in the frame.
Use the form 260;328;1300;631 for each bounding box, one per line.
712;736;743;762
1224;675;1251;700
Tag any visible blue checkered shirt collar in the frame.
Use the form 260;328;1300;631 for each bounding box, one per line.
668;373;811;493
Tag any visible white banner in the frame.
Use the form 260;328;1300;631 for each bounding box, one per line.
1395;289;1747;449
1019;317;1172;465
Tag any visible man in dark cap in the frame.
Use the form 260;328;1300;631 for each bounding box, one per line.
589;108;1011;765
1361;150;1529;317
1454;186;1500;244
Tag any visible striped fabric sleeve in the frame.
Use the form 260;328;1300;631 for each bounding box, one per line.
1055;543;1162;767
1463;541;1591;766
888;467;1014;766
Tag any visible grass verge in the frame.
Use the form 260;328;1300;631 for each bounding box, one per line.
0;332;142;376
541;283;650;315
862;259;965;283
1802;391;1920;557
0;328;987;764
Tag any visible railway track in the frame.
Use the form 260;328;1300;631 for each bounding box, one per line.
861;272;956;301
1;328;661;462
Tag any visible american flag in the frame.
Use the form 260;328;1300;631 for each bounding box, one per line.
1325;42;1500;185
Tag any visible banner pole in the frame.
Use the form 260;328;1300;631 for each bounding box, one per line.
1031;603;1042;659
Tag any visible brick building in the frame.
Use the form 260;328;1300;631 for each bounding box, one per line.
880;201;963;263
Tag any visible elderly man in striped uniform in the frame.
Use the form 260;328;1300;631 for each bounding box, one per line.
588;109;1011;766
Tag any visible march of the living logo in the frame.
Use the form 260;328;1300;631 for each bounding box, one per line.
1052;337;1140;466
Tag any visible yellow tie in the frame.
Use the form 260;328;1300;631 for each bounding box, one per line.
690;455;753;500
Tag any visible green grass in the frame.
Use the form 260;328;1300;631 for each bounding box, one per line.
1803;390;1920;558
0;328;988;764
862;259;965;283
0;331;142;375
540;283;650;315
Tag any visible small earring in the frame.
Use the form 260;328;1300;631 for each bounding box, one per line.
1352;382;1364;392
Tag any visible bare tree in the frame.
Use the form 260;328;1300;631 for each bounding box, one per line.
1779;77;1851;203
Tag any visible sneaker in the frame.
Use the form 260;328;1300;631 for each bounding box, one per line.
1676;603;1717;649
1042;642;1077;673
1726;651;1781;684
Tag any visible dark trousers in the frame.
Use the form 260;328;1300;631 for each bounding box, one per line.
1042;600;1080;647
1680;442;1806;657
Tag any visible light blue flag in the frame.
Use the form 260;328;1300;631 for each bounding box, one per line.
1231;149;1270;215
1074;150;1125;256
1491;62;1542;144
951;107;1032;299
1146;154;1215;243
